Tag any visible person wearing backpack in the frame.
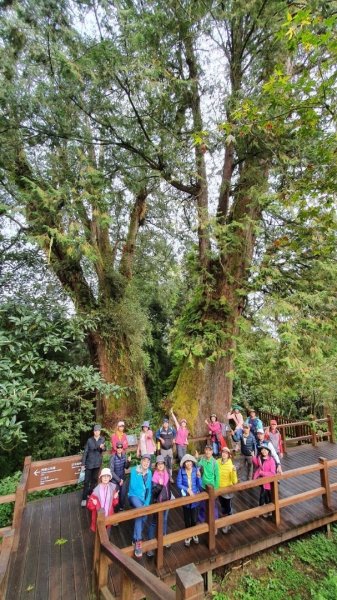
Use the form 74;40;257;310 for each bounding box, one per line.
195;443;220;525
231;423;257;481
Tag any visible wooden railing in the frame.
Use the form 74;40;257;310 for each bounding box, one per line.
96;450;337;592
94;514;206;599
259;412;335;450
0;456;31;597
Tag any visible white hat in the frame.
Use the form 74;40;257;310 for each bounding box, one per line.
257;428;265;434
99;468;112;480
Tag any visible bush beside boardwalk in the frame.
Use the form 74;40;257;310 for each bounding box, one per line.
207;527;337;600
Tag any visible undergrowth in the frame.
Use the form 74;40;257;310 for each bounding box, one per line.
209;527;337;600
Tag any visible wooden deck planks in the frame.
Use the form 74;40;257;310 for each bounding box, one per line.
34;497;52;600
68;491;93;600
17;497;43;599
6;500;34;599
48;495;62;600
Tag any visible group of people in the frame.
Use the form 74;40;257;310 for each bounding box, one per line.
80;407;284;559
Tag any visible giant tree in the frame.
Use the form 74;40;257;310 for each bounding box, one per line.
1;0;336;431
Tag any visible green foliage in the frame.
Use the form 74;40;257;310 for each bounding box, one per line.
0;471;21;528
0;301;123;473
210;528;337;600
292;532;337;569
313;571;337;600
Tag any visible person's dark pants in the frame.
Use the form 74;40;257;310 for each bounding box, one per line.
259;487;272;506
182;505;199;529
116;480;128;510
219;496;232;516
82;467;100;500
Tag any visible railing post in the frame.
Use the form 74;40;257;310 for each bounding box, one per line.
327;414;335;443
319;457;332;510
271;479;281;527
175;563;204;600
120;571;134;600
206;485;216;553
98;553;109;591
311;426;317;447
12;456;31;551
93;519;102;589
95;510;107;596
156;509;164;570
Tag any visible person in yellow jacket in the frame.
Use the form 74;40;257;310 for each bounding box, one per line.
217;447;238;534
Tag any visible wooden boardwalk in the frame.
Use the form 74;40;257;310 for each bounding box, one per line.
6;441;337;599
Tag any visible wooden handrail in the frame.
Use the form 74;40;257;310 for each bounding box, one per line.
96;513;176;600
96;450;337;580
0;530;14;599
0;456;31;597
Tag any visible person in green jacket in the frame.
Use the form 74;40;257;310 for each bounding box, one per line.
195;444;219;523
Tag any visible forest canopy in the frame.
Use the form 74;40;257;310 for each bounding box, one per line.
1;0;337;470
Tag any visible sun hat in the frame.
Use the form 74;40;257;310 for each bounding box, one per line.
99;468;112;480
93;424;101;431
210;413;217;418
257;428;265;434
180;453;197;467
141;454;151;461
243;423;250;428
142;421;150;428
204;443;213;450
180;418;187;424
221;446;232;455
163;417;169;423
116;442;123;448
155;455;165;464
117;421;125;427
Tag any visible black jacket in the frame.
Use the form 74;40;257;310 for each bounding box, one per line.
82;436;105;469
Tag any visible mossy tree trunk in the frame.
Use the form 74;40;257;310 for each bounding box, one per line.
11;145;148;425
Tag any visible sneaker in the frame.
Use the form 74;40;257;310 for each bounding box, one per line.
192;535;199;544
165;543;171;549
81;500;87;507
134;541;143;558
262;513;269;518
184;538;191;547
222;526;231;534
146;550;154;557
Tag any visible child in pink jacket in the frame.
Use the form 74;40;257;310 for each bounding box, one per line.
252;443;276;517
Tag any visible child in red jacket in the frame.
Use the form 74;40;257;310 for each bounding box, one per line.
87;468;119;532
